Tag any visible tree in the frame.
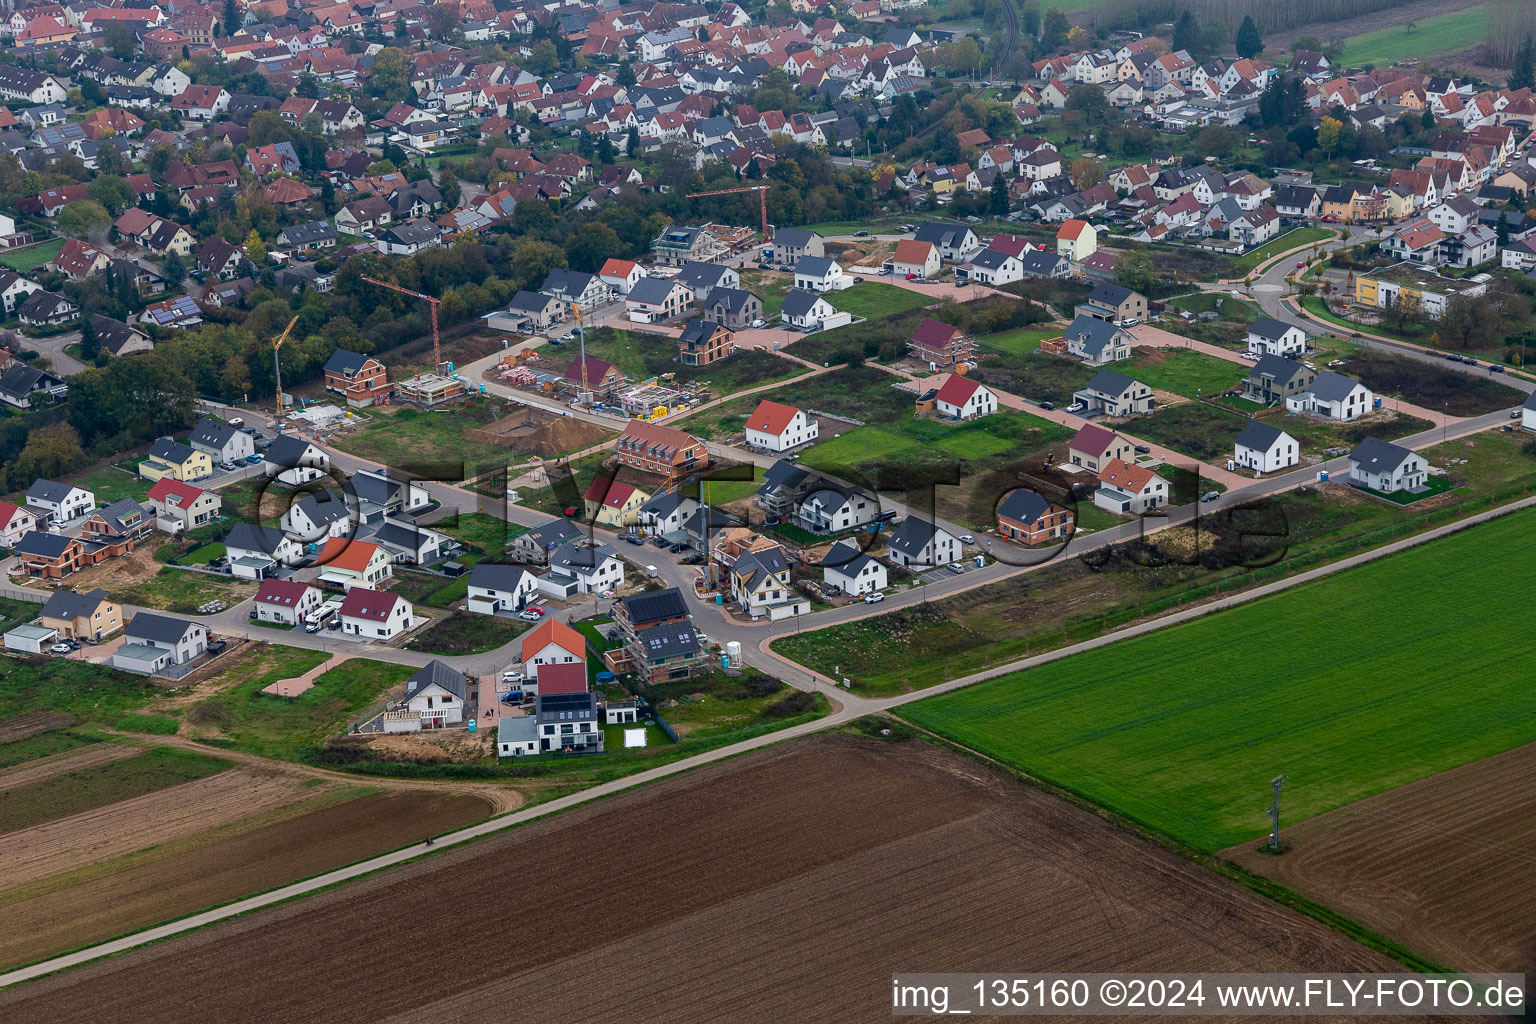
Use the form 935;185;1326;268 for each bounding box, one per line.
426;4;460;39
224;0;241;34
78;316;99;361
102;22;136;58
1512;37;1535;92
616;60;635;88
989;175;1009;216
625;124;640;156
526;40;559;75
564;222;624;272
1065;84;1110;122
1235;16;1263;60
438;169;461;209
368;48;410;104
58;200;111;241
17;423;83;481
86;175;133;216
1192;124;1234;159
1317;116;1343;158
162;251;186;289
244;229;268;265
1067;156;1104;191
1200;20;1229;58
1172;11;1200;55
1115;250;1154;294
1040;8;1070;52
67;355;196;450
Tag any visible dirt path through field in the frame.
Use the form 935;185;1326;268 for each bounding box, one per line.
109;729;525;814
0;713;76;744
0;768;318;890
0;735;1408;1024
0;744;141;791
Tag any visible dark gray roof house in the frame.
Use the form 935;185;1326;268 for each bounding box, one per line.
1085;368;1138;397
125;611;200;646
40;587;112;621
404;659;466;701
1350;436;1416;474
1234;419;1289;453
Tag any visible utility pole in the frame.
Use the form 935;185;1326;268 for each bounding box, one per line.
1267;774;1287;851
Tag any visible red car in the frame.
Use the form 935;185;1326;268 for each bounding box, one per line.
563;505;579;516
1295;260;1306;268
1321;214;1339;223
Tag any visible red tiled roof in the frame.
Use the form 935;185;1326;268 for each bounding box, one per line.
339;587;401;622
1070;423;1123;456
935;374;985;407
521;617;585;662
747;399;801;436
536;661;588;695
255;578;315;607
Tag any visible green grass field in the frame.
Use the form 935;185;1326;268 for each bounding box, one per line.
0;730;96;770
1337;4;1492;66
975;325;1062;357
899;504;1536;852
828;282;933;320
0;746;230;833
1129;349;1246;400
188;652;405;762
801;409;1066;477
0;660;164;725
409;611;529;656
1226;227;1339;275
336;403;512;473
0;238;64;272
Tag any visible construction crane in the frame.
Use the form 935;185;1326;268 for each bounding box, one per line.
271;315;299;430
361;276;446;373
571;303;592;409
686;184;771;242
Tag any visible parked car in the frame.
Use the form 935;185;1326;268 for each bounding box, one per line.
244;454;263;465
955;279;969;288
241;427;260;436
750;318;766;328
1134;444;1151;454
959;534;975;544
1322;214;1339;222
1510;410;1522;419
1201;491;1221;503
1039;401;1055;411
757;262;771;269
853;276;865;283
905;273;918;280
621;534;644;546
49;642;72;654
517;609;544;622
1490;364;1506;374
1066;402;1085;413
563;505;579;516
853;230;869;237
1296;260;1306;268
863;591;885;604
1465;357;1479;366
947;562;966;574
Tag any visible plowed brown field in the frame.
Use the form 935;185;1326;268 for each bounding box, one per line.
0;790;490;970
1227;739;1536;976
0;712;75;743
0;767;316;890
0;743;140;790
0;736;1403;1023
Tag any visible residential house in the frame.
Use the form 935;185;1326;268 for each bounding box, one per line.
890;239;940;279
0;500;37;548
798;484;878;535
779;288;839;330
1246;316;1309;357
314;537;394;590
534;691;603;753
395;661;465;730
0;363;67;409
1056;219;1097;261
792;256;846;293
613;420;707;479
677;320;735;366
625;277;693;322
962;248;1023;286
138;438;211;483
885;515;961;569
1060;314;1132;364
510;519;581;565
583;478;649;528
674;262;739;304
252;579;323;626
25;479;94;523
1094;459;1169;514
1286;371;1373;421
17;291;78;327
1349;437;1427;493
1068;424;1134;472
1233;420;1299;474
520;618;587;680
112;613;207;674
745;400;818;451
609;586;706;683
1073;369;1155;417
822;540;887;596
263;435;330;485
1243;355;1316;405
1076;283;1147;324
907;318;974;367
283;492;352;543
465;563;539;616
699;287;761;329
773;228;824;264
224;523;303;580
322;350;392;407
146;478;219;533
933;376;997;420
996;488;1073;545
912;223;977;259
188;418;254;465
39;587;121;641
731;544;805;619
338;587;413;641
543;542;624;596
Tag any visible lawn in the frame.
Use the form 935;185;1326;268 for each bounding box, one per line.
58;464;150;505
801;409;1070;479
1163;292;1258;319
972;350;1097;405
827;281;933;320
741;269;792;319
110;568;255;613
335;401;513;476
1337;3;1493;66
559;328;801;396
407;611;529;656
974;325;1062;357
388;567;477;609
1225;227;1339;275
0;658;165;725
187;651;405;762
898;503;1536;852
0;237;64;272
432;511;522;554
0;746;229;833
1128;402;1250;462
1128;349;1246;400
0;596;37;633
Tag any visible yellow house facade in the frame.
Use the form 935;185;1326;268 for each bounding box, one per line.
138;439;212;482
584;479;649;527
